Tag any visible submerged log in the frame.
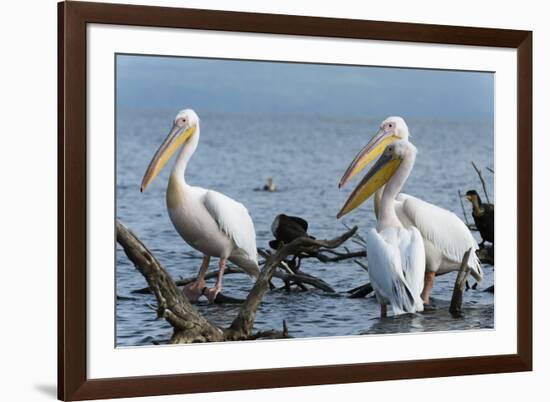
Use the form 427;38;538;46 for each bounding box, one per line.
484;285;495;293
348;282;374;298
117;219;357;343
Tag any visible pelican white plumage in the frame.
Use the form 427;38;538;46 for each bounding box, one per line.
338;117;482;304
141;109;259;302
338;141;425;316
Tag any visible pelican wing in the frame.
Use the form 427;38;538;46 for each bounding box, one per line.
366;228;418;315
203;190;258;264
398;227;425;311
397;194;483;280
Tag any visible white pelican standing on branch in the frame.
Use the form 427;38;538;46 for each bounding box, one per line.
141;109;260;302
339;117;482;304
337;141;425;316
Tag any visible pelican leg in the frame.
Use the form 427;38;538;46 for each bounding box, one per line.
380;304;387;318
182;255;210;302
421;271;436;304
205;258;226;303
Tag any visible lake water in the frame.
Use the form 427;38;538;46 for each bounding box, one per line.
116;111;494;346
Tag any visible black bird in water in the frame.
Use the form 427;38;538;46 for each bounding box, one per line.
465;190;494;247
269;214;314;250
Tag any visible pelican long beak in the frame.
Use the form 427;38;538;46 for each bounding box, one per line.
140;123;197;192
337;150;401;218
338;128;401;188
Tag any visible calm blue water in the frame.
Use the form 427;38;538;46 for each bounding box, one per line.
116;111;494;346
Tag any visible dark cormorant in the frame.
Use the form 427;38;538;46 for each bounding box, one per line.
465;190;494;247
269;214;314;250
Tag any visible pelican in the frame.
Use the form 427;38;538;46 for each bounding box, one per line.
141;109;260;302
337;141;425;317
338;117;482;304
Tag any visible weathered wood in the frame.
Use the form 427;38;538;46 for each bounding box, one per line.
224;227;358;340
449;248;473;317
117;219;357;343
348;282;374;298
258;248;340;293
134;244;360;295
247;320;291;340
311;249;366;263
116;221;224;343
484;285;495;293
273;271;335;293
353;259;369;272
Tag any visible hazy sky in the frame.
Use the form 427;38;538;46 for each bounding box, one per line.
116;54;494;121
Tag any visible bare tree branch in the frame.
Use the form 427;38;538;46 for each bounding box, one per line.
257;249;336;292
449;248;473;317
348;282;374;298
117;219;357;343
116;221;224;343
471;161;491;204
132;266;245;295
225;226;358;340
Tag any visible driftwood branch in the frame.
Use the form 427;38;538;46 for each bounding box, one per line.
247;320;291;340
471;161;491;204
273;271;335;293
257;249;336;293
309;249;366;263
449;248;473;317
225;227;357;340
353;259;369;272
117;219;357;343
116;221;224;343
347;282;374;298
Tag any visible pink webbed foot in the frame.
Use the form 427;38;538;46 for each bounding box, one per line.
204;285;221;303
182;278;207;302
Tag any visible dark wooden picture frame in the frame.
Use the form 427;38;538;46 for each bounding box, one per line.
58;1;532;400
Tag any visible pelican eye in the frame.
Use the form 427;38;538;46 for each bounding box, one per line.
176;117;187;128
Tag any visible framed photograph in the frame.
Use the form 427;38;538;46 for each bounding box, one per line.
58;1;532;400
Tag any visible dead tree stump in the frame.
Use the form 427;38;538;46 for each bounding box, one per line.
449;248;473;317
